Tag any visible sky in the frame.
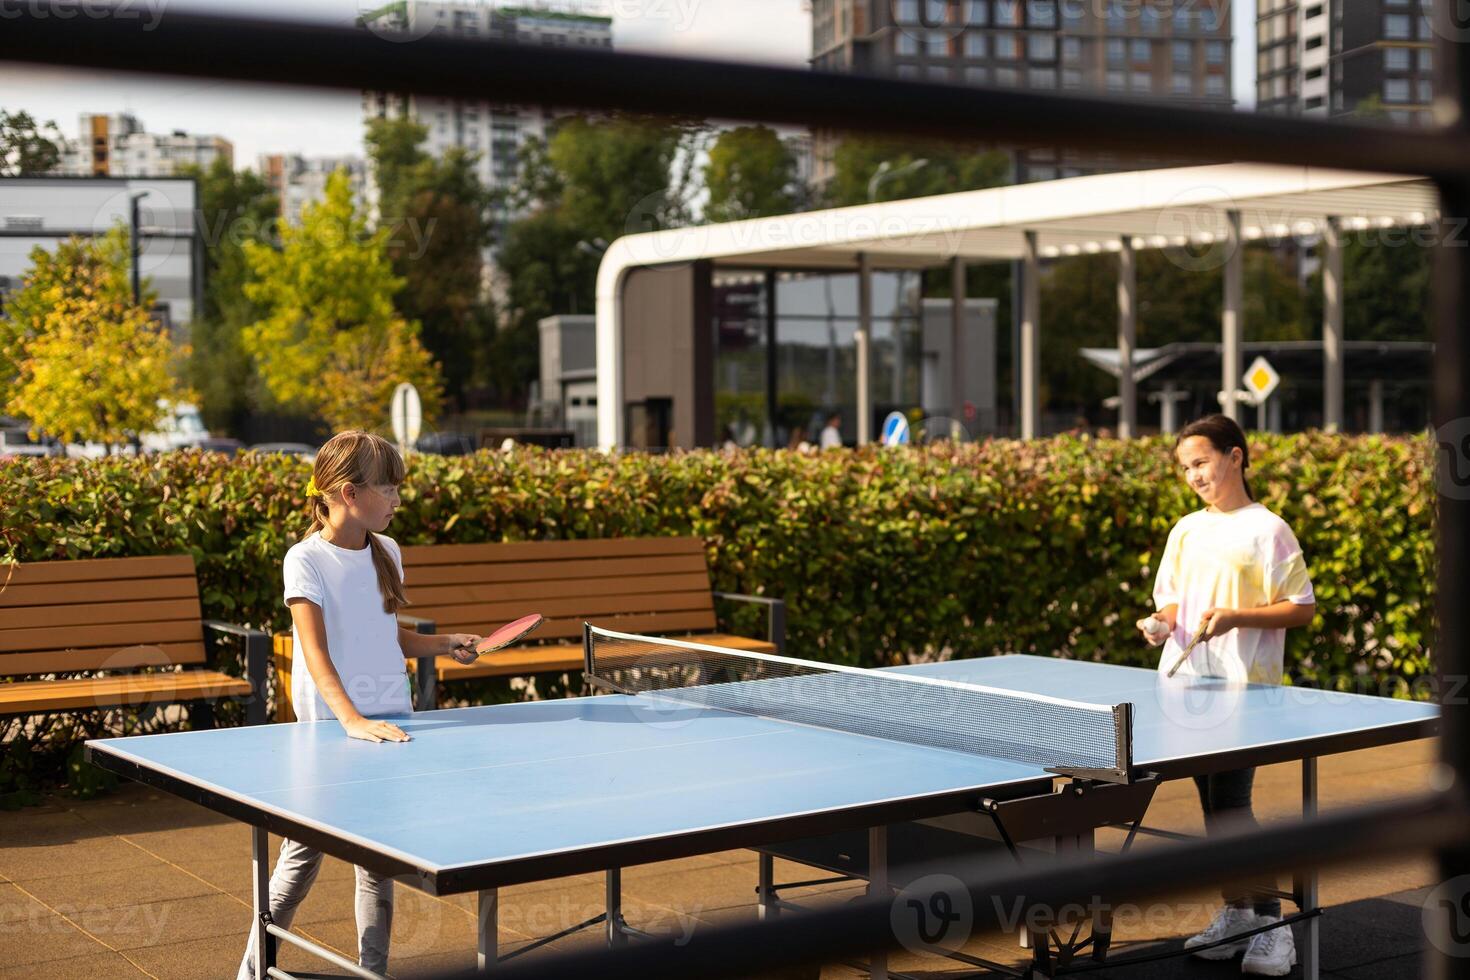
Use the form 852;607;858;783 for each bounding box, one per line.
0;0;1257;170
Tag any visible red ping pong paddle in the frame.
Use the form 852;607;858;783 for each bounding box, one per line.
470;614;545;657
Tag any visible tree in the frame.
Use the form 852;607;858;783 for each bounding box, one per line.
367;117;496;411
823;137;1011;207
1303;228;1431;343
179;157;280;435
1;228;182;446
545;115;699;245
0;111;63;176
703;126;799;222
490;115;702;404
241;171;443;431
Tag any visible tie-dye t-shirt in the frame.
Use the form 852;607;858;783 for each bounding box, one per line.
1151;502;1315;684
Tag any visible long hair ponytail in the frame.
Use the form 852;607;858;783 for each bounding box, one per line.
305;431;409;614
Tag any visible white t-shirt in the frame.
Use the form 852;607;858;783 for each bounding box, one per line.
1151;502;1315;684
819;424;843;450
283;531;412;721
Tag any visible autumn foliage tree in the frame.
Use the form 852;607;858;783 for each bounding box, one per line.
0;227;183;448
241;171;442;431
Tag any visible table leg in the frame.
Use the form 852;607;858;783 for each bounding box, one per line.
1301;758;1319;980
607;868;628;947
757;852;778;921
869;826;889;980
477;888;498;972
251;826;273;980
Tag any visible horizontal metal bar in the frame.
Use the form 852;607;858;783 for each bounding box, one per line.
1;10;1467;180
266;923;384;980
766;875;856;892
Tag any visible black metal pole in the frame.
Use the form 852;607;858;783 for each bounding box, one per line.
764;268;778;449
1428;1;1470;975
130;192;141;307
0;9;1467;180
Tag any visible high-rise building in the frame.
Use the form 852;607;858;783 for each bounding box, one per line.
809;0;1233;185
257;154;369;226
360;2;613;230
57;113;232;178
1257;0;1435;127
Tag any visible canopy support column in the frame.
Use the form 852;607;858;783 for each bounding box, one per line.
951;256;967;425
1117;237;1138;439
857;252;872;445
1021;231;1040;439
1323;217;1345;433
1221;210;1244;423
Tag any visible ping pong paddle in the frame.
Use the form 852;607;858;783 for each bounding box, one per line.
1165;624;1208;678
467;614;544;657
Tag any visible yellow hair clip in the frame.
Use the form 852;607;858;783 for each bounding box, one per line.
305;476;322;498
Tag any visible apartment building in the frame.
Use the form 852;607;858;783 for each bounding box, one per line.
360;2;613;228
256;154;369;226
809;0;1233;184
1257;0;1435;126
57;113;232;178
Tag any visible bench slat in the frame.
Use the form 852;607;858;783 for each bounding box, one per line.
2;598;203;631
1;641;208;674
0;554;196;587
0;577;201;608
0;620;205;654
411;591;714;629
405;571;713;608
398;537;704;566
404;553;708;587
0;670;249;713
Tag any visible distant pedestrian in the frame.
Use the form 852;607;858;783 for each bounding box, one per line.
819;411;843;450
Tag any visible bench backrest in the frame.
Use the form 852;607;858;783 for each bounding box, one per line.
0;555;206;676
398;536;717;642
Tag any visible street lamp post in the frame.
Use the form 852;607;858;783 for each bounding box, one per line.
867;158;928;202
129;190;151;307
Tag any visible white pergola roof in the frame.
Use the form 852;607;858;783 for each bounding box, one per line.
595;163;1438;446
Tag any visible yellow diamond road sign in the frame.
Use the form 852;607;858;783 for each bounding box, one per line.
1243;356;1280;403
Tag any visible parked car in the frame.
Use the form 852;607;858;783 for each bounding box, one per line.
248;442;318;463
415;431;477;456
68;401;210;458
181;437;245;456
0;416;64;458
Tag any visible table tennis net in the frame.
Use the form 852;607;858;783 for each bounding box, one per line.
584;626;1131;780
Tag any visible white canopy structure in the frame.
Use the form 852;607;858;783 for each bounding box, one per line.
596;163;1438;448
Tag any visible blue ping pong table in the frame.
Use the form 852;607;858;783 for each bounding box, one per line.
85;641;1437;980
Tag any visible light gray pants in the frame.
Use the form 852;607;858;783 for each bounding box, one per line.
237;837;395;979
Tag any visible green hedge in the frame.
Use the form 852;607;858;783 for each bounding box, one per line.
2;433;1436;692
0;434;1439;802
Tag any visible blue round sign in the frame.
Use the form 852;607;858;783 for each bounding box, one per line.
881;411;910;446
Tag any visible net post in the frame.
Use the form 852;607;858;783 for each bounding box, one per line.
582;622;594;676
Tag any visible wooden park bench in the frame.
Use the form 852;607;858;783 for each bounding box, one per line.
0;555;269;726
273;536;784;718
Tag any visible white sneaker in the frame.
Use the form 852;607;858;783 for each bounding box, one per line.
1184;906;1262;960
1241;917;1297;976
